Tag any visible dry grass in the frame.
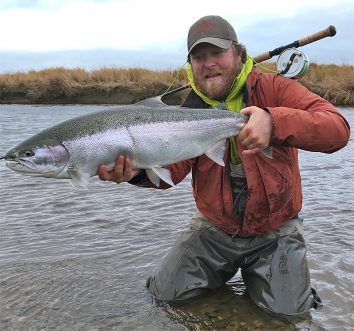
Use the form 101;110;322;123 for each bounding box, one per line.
255;62;354;106
0;63;353;105
0;67;188;104
300;63;354;105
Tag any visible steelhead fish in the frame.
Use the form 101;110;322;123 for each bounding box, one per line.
0;100;270;188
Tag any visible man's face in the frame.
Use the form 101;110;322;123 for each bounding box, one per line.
189;43;242;101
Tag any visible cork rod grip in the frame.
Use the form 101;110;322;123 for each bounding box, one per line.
298;25;336;46
253;51;273;63
253;25;337;63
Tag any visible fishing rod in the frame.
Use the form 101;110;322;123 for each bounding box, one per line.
253;25;336;63
162;84;191;97
163;25;337;96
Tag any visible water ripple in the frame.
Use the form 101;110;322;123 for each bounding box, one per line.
1;105;353;330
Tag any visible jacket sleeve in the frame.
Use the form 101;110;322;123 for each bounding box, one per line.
267;75;350;153
128;158;196;189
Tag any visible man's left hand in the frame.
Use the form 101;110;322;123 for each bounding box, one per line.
238;106;272;155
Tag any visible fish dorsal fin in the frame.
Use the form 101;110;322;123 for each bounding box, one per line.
205;140;226;166
134;96;167;108
146;167;174;187
67;168;90;188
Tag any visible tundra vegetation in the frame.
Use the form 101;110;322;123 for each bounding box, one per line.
0;63;353;106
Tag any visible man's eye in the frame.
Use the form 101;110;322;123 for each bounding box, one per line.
213;50;225;56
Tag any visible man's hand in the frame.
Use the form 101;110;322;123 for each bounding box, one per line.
238;106;272;155
97;155;140;183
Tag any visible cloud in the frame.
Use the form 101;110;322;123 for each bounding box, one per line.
0;0;352;72
238;2;354;64
0;0;352;52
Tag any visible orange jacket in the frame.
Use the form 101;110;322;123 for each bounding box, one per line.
133;69;350;236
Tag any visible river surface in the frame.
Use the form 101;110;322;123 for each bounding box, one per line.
0;105;353;331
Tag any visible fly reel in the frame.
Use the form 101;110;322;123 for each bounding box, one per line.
276;48;309;78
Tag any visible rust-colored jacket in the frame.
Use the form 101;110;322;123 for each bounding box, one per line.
133;69;350;236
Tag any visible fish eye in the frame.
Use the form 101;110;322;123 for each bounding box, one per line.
24;150;34;157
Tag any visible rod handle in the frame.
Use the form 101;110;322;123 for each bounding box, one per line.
298;25;336;47
253;51;273;63
253;25;337;63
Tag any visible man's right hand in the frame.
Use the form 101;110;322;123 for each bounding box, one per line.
97;155;140;184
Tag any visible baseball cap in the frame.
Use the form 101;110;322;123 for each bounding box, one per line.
187;15;238;55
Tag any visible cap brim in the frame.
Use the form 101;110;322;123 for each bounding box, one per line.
188;38;233;55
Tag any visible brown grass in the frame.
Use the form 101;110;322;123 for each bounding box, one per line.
0;67;189;104
0;63;353;105
255;62;354;106
300;63;354;105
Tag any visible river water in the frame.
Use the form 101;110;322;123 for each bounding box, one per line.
0;105;353;331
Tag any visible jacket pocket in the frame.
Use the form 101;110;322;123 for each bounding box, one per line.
255;152;292;214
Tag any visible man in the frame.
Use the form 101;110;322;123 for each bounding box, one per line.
98;16;350;316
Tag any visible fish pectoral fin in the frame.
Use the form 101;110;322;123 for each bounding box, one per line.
146;167;174;187
67;169;90;188
205;140;226;166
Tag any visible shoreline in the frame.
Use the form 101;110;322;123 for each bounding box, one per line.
0;65;353;106
0;86;186;106
0;87;352;107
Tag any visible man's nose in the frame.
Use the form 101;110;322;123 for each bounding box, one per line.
204;55;216;67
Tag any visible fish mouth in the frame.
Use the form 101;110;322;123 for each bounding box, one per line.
0;155;6;168
4;157;37;172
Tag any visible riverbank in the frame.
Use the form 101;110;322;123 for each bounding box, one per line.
0;63;353;105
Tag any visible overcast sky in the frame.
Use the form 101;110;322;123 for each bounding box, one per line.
0;0;353;73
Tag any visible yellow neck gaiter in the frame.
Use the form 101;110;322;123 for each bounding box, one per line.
187;54;254;164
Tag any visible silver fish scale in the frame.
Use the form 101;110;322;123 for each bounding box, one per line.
14;106;246;148
3;104;252;187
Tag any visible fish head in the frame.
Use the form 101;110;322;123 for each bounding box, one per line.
3;139;70;177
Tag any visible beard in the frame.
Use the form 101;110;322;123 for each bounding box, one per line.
194;62;240;101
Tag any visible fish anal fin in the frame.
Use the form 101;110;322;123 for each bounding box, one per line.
205;140;226;166
145;169;160;187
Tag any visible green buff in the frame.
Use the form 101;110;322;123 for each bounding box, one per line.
187;54;254;164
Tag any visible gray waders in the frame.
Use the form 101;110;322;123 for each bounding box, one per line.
146;210;322;316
